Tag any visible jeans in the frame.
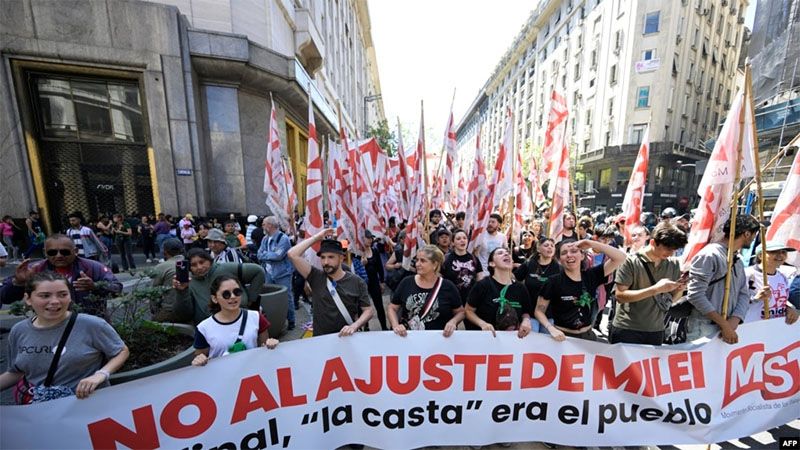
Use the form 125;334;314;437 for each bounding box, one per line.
23;233;42;258
155;234;170;258
116;239;136;270
266;271;294;326
3;235;18;260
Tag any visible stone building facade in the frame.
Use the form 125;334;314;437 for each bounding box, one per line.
455;0;748;213
0;0;383;232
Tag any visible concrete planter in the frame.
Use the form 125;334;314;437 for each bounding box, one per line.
260;284;289;338
110;322;195;385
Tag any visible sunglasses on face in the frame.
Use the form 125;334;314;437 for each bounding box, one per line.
46;249;72;257
219;288;243;299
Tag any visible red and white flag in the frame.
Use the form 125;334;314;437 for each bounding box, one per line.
335;124;362;255
683;89;757;265
620;127;650;244
402;111;427;270
490;108;515;211
357;138;387;240
442;110;458;210
528;156;546;206
470;110;514;251
542;90;569;196
765;145;800;266
466;128;488;242
301;95;323;248
396;121;413;221
513;146;532;242
264;99;295;230
547;143;571;241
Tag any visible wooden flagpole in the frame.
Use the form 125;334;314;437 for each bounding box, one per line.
720;82;748;321
744;64;770;319
508;109;518;246
421;100;431;245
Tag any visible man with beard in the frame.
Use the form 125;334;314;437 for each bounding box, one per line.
288;228;373;337
474;213;507;275
0;234;121;316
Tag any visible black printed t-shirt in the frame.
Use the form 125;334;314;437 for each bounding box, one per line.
441;252;483;305
466;277;533;331
539;264;606;330
391;276;461;330
518;259;561;302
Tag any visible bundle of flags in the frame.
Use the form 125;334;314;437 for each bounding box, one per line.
682;87;756;266
264;99;297;231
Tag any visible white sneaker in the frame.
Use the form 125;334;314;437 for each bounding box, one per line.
146;259;152;263
159;258;165;263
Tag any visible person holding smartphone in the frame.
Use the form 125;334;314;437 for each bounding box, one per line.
149;238;186;322
611;223;688;345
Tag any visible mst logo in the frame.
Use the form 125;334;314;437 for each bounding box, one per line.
722;341;800;408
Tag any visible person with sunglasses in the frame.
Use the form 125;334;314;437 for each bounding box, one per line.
0;234;122;317
191;275;278;367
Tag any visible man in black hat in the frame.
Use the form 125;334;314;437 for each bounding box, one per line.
288;228;373;336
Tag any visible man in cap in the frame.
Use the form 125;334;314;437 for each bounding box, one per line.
149;238;186;322
743;241;798;324
288;228;373;337
207;228;243;264
258;216;296;329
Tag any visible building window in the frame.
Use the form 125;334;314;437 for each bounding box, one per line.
636;86;651;108
605;130;612;146
610;64;618;84
574;61;581;80
644;11;660;34
616;167;632;191
630;123;647;144
614;30;623;50
599;168;612;189
586;110;592;126
608;97;614;116
642;49;656;60
33;75;145;143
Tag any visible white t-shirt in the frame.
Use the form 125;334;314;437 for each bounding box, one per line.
194;310;268;358
476;231;508;275
0;242;7;258
744;266;791;323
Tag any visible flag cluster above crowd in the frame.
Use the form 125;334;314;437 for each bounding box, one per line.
263;68;799;274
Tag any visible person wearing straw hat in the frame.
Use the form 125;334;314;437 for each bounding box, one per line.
207;228;243;264
743;242;798;324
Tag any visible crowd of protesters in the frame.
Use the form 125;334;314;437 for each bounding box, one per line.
1;205;799;409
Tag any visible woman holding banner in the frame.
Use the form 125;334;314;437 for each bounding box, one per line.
0;272;129;403
466;247;534;337
191;275;278;367
388;245;464;337
535;240;626;341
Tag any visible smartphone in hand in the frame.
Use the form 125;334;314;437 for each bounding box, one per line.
175;260;189;283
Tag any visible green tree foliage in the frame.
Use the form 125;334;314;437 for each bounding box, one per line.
366;119;397;156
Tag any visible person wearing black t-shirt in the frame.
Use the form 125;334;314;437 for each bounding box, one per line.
389;245;464;337
511;230;536;267
466;247;534;338
515;238;561;307
441;229;485;305
536;240;626;341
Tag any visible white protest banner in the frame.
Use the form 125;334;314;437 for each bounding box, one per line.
2;319;798;449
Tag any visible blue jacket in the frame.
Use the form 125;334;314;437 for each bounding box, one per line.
258;231;293;279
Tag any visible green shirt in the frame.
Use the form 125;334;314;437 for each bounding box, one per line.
613;251;681;332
